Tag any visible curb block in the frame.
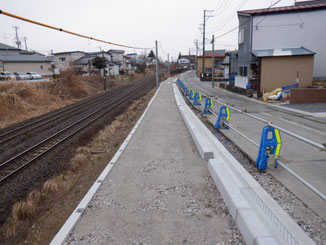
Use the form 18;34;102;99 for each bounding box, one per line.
172;83;315;245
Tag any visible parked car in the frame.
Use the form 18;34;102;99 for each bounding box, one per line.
0;71;16;81
26;72;42;80
14;72;30;80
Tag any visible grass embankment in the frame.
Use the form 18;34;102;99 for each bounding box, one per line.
0;71;142;129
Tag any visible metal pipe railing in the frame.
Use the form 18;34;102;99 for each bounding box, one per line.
201;93;326;152
178;81;326;201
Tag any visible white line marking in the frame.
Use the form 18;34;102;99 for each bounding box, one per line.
278;117;326;136
262;112;272;117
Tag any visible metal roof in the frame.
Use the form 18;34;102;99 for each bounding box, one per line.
238;2;326;15
251;47;315;57
0;43;19;50
53;51;85;55
0;54;52;62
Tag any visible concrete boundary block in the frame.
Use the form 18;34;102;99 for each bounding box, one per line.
172;83;315;245
50;80;167;245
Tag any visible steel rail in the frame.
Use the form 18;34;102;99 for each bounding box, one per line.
0;79;154;183
0;85;131;144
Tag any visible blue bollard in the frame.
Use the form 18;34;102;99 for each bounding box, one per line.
203;97;213;114
215;105;230;129
256;125;282;170
189;90;194;100
193;92;202;105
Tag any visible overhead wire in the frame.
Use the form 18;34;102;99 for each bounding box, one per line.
206;0;248;35
213;0;282;40
0;10;154;50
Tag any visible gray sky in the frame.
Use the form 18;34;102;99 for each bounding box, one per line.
0;0;295;61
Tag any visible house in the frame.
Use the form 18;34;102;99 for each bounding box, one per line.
108;49;125;70
236;0;326;92
197;50;226;80
251;47;315;92
53;51;85;71
73;51;119;76
0;43;52;76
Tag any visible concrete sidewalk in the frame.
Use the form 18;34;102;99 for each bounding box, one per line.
61;78;243;244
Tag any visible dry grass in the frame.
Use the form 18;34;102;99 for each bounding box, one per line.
0;70;103;129
1;87;156;241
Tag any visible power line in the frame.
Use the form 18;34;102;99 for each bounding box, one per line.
0;10;153;50
213;0;282;40
206;0;248;35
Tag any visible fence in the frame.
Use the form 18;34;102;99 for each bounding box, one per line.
177;77;326;201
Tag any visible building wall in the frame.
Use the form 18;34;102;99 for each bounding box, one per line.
53;52;85;71
237;15;251;69
260;55;313;92
3;62;52;76
197;57;224;75
252;9;326;79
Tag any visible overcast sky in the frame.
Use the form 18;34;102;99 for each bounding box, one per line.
1;0;296;61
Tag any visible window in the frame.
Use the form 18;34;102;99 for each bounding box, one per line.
238;29;244;44
40;65;43;69
59;57;66;61
239;66;248;76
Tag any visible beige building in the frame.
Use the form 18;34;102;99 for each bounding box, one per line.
0;43;52;76
251;47;314;92
197;51;225;79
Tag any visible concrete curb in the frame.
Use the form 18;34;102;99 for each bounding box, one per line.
49;80;166;245
172;82;315;245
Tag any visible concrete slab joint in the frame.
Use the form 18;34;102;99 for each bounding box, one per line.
172;83;315;245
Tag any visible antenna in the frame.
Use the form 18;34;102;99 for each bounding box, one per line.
13;26;21;49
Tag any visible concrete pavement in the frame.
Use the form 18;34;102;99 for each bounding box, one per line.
58;78;243;244
180;70;326;221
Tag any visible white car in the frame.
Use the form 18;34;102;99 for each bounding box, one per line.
0;71;16;81
27;72;42;80
14;72;30;80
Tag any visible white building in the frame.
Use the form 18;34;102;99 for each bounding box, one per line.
53;51;85;71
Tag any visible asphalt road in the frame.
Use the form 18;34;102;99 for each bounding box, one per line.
180;70;326;221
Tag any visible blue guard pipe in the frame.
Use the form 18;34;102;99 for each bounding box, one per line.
189;90;194;100
203;97;213;114
193;92;202;105
215;105;230;129
256;125;282;170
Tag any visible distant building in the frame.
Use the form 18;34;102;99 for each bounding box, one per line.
73;51;119;76
0;43;52;76
53;51;85;71
197;50;226;79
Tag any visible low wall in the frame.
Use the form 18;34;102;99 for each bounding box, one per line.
290;88;326;104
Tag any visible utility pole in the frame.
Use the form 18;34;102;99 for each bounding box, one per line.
99;46;106;91
202;10;213;79
155;40;159;88
13;26;21;49
23;37;28;51
167;53;170;75
194;39;199;72
202;10;206;79
211;35;215;88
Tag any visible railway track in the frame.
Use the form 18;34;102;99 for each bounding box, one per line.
0;82;138;146
0;76;155;184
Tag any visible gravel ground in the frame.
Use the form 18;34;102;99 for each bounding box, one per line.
281;102;326;113
65;81;244;244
